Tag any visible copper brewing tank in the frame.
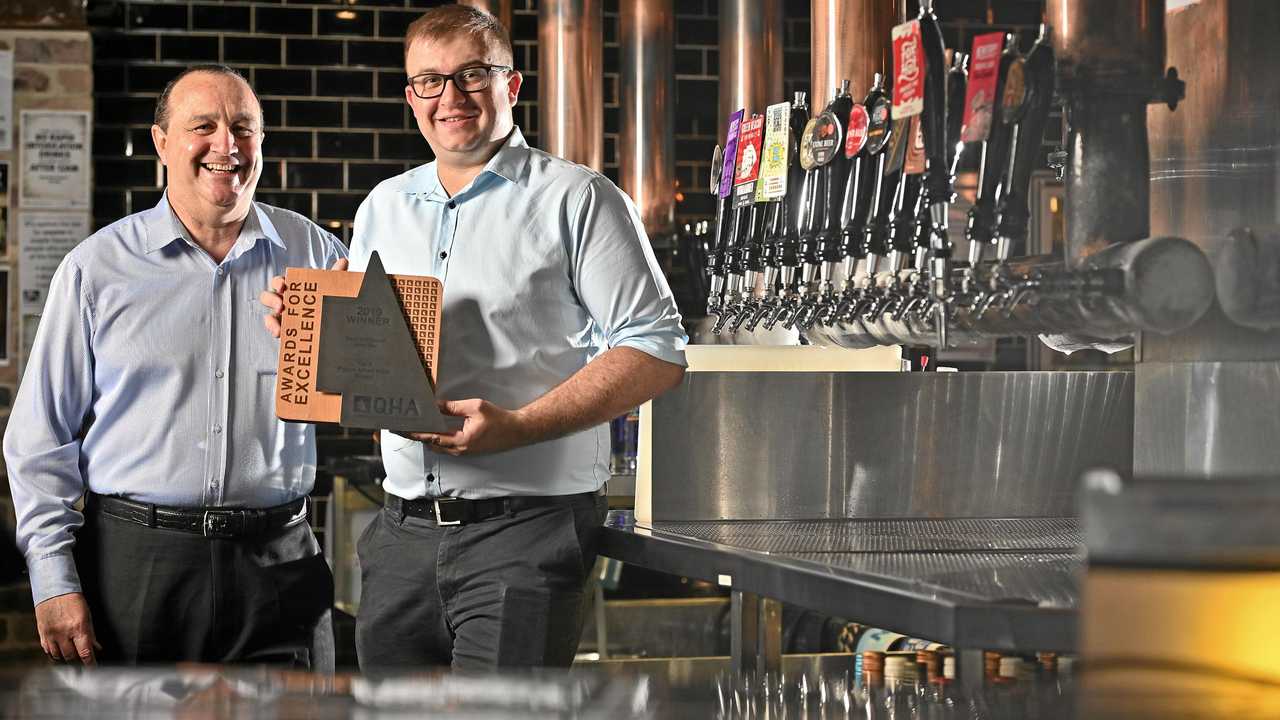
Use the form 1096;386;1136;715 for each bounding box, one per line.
718;0;784;133
810;0;894;106
1048;0;1165;88
619;0;675;234
537;0;603;170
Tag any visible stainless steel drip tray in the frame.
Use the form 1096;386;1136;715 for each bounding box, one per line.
651;517;1082;554
599;516;1084;652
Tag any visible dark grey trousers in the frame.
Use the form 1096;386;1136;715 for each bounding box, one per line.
75;508;335;669
355;491;608;672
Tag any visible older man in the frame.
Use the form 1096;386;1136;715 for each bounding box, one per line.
5;64;345;667
266;6;687;671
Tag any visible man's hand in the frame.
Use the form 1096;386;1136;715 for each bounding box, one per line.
260;258;349;337
403;399;531;456
35;592;100;666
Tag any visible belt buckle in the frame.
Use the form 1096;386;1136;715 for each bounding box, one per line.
202;510;237;538
433;498;464;526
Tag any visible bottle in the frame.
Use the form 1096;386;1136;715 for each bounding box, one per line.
884;653;920;719
861;651;889;718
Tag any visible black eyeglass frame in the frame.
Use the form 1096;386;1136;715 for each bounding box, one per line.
406;65;514;100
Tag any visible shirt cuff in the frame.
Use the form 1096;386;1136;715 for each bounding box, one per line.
613;337;688;367
27;552;81;607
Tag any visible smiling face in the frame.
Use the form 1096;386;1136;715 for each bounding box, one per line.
404;33;522;171
151;71;264;226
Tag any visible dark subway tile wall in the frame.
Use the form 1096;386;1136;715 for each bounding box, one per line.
92;0;1047;236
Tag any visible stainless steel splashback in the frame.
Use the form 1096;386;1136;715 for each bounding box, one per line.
646;371;1133;522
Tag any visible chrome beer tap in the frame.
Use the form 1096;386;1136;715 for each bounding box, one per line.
827;75;885;325
762;93;813;330
991;24;1056;317
806;80;856;329
704;144;731;319
851;76;896;323
965;34;1021;317
916;0;957;348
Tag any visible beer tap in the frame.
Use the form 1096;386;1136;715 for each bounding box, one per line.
826;75;886;325
704;143;731;319
747;92;808;327
857;85;901;323
761;93;812;330
712;112;766;334
804;80;856;329
965;33;1021;317
787;88;846;331
916;0;956;348
885;141;924;321
778;133;821;329
724;200;768;333
992;24;1056;316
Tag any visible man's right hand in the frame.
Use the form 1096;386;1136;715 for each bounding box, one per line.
261;258;349;337
35;592;100;666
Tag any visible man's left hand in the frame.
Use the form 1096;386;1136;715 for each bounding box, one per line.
404;399;531;456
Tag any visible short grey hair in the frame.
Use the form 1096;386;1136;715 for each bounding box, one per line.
154;64;262;130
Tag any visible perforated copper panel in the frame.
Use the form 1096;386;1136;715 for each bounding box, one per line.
391;276;442;387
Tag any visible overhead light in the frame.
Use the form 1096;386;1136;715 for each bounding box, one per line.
336;9;357;20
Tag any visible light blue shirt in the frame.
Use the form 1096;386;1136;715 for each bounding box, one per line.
350;127;686;501
4;196;348;605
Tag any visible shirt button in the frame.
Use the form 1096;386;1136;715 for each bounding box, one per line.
427;473;435;482
215;369;225;379
213;424;223;435
216;267;225;275
446;201;456;210
439;251;447;259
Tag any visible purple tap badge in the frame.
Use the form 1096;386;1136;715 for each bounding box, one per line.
718;109;745;199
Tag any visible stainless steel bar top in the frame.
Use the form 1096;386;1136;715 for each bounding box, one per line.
599;514;1082;652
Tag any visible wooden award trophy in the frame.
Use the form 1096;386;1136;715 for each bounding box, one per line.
275;252;458;431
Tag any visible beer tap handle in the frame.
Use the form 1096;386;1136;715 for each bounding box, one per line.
946;52;969;176
918;0;951;213
996;24;1056;263
965;33;1021;267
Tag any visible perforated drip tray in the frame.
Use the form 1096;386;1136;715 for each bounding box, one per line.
649;517;1082;554
601;516;1084;649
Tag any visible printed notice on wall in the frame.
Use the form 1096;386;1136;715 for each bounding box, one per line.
0;51;13;151
20;111;91;210
19;212;87;315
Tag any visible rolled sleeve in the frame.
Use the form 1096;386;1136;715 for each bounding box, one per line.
3;257;96;604
569;177;688;367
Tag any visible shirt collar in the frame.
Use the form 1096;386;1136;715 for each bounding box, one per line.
144;192;285;254
400;126;531;199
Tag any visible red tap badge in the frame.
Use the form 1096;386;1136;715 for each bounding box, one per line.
732;115;765;209
845;104;870;158
960;32;1004;143
891;20;926;119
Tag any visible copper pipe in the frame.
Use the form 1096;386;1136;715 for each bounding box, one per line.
619;0;675;234
538;0;603;170
718;0;783;132
457;0;512;34
810;0;893;106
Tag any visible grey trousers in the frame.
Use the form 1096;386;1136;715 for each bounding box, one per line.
76;507;335;670
355;491;608;672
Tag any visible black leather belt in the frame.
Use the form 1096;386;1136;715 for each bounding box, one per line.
385;492;592;526
89;494;308;539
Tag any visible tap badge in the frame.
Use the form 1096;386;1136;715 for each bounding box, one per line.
1001;57;1029;125
904;115;926;175
961;32;1005;143
718;110;744;199
845;104;870;158
799;118;818;171
891;20;926;119
732;114;765;209
808;110;842;167
757;101;792;202
864;96;892;156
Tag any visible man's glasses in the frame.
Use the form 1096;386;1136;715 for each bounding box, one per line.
407;65;513;100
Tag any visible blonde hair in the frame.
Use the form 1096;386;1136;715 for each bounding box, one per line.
403;5;514;67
